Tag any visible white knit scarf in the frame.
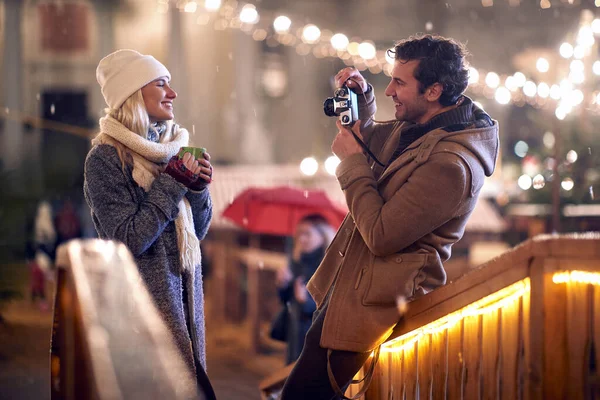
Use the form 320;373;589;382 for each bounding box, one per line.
92;115;201;274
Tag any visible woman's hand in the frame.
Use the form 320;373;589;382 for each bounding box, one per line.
164;152;199;187
165;150;213;190
188;151;213;191
181;151;202;175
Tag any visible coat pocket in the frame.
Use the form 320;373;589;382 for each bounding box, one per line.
362;253;428;306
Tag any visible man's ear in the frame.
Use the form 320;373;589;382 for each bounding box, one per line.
426;83;443;102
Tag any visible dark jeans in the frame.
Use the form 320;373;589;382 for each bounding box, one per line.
280;305;371;400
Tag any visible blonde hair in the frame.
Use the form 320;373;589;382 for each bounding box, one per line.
104;89;175;170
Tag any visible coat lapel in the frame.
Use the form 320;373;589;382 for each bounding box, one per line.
376;129;436;183
371;126;401;179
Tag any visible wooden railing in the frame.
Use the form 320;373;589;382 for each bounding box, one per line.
260;233;600;399
208;241;287;353
51;239;203;400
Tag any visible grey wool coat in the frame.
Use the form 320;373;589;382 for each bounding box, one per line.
83;144;212;376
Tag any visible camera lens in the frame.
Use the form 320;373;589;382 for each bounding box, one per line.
323;98;337;117
342;115;350;123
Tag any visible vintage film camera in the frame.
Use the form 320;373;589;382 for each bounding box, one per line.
323;85;359;126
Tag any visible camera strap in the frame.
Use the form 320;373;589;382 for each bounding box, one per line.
348;124;386;167
326;344;382;399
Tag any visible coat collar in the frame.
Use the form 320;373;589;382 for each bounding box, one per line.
376;121;499;183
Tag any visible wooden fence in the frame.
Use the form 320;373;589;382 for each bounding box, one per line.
261;233;600;399
50;239;203;400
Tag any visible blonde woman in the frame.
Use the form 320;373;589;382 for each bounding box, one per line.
84;49;215;399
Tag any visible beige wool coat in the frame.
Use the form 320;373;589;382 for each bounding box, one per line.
307;90;499;353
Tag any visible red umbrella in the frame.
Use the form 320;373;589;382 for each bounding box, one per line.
222;186;348;236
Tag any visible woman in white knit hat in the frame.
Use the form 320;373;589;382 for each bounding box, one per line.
84;49;216;399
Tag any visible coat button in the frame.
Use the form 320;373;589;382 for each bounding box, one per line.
339;250;344;257
395;256;402;263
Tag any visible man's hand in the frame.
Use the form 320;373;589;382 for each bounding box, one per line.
332;120;364;161
334;66;368;94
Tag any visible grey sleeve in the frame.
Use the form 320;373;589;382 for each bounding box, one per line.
185;188;213;240
84;146;188;256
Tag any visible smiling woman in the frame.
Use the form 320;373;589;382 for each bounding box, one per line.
141;77;177;122
83;49;216;399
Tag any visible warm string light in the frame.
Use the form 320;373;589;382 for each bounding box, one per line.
553;270;600;285
381;279;530;354
162;1;600;116
481;0;588;8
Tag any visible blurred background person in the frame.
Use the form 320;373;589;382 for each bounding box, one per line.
275;214;335;364
33;200;56;263
53;199;82;249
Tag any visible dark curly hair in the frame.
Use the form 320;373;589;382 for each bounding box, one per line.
387;34;470;106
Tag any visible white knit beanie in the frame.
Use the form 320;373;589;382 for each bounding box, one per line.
96;49;171;109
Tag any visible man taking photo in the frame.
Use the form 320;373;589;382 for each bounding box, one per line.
281;34;499;399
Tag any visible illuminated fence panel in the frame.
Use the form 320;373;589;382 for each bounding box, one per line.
361;279;531;399
258;236;600;400
361;270;600;399
381;280;530;354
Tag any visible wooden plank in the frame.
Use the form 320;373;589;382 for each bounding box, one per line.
388;351;399;400
463;314;482;400
447;320;464;400
236;248;288;272
521;283;531;400
394;347;405;400
394;266;529;339
247;264;261;353
482;308;500;400
226;246;244;322
418;334;432;399
431;330;448;400
499;297;520;400
543;263;568;400
367;351;390;400
543;235;600;259
593;285;600;399
565;276;591;400
393;237;600;344
528;257;545;400
382;351;392;400
404;341;419;399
